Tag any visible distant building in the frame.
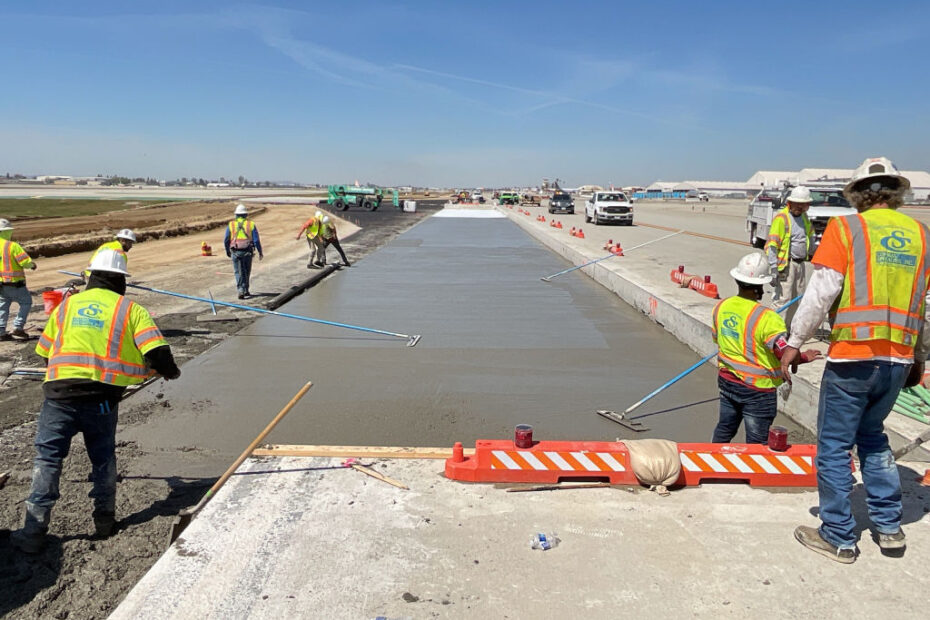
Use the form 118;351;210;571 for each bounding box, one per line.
207;182;231;187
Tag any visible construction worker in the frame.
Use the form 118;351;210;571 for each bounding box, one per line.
10;249;180;554
84;228;136;279
296;210;324;268
711;252;821;443
0;218;37;341
224;204;263;299
766;185;814;326
319;216;350;267
782;157;929;564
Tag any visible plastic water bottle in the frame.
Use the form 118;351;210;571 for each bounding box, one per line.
530;532;560;550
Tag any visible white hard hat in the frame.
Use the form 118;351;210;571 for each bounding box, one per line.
0;218;12;231
322;216;330;224
116;228;137;242
88;248;130;276
844;156;910;194
234;204;248;216
315;210;322;218
787;186;812;203
730;252;772;285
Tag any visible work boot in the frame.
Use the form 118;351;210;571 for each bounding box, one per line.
10;529;47;554
10;328;29;340
794;525;857;564
0;332;12;341
237;292;246;300
93;511;117;538
874;529;906;552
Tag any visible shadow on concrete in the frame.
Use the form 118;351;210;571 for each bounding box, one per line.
630;398;720;421
117;477;212;531
237;333;399;343
160;328;213;338
0;529;64;618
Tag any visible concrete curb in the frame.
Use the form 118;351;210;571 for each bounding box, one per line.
504;208;930;461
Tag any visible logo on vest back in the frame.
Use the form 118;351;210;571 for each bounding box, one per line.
721;313;741;340
877;230;917;267
72;302;105;329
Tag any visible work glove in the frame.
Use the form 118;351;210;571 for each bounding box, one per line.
905;361;925;388
259;254;264;261
226;252;231;258
30;263;37;270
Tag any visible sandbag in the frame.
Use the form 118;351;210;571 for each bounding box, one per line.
624;439;681;495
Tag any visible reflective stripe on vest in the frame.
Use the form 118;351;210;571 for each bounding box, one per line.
1;239;26;282
830;212;930;349
716;300;783;388
229;218;254;250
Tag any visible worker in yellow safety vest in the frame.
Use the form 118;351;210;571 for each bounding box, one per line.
766;185;814;325
296;210;324;268
712;252;820;443
782;156;930;563
10;249;180;554
0;217;37;341
319;216;350;267
223;204;263;299
84;228;136;279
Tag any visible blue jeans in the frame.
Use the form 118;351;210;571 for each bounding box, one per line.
0;283;32;331
816;361;907;549
713;374;777;443
23;398;119;534
231;249;253;295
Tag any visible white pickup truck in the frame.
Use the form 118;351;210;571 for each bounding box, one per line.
746;185;855;250
585;191;634;225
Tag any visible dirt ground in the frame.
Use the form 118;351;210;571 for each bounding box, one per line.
0;199;444;619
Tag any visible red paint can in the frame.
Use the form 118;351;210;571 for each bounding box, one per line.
768;426;789;451
514;424;534;448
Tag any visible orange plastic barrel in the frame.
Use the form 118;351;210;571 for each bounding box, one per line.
42;290;64;315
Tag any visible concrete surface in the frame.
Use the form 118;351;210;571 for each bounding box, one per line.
122;207;808;478
504;201;930;460
112;455;930;620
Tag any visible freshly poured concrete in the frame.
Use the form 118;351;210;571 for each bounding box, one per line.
122;209;800;476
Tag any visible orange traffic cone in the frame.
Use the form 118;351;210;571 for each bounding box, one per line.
569;226;577;236
577;229;585;239
920;469;930;486
557;221;563;229
201;241;213;256
603;239;613;250
611;244;624;256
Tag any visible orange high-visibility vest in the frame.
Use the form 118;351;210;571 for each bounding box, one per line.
1;239;32;283
36;288;167;386
228;218;254;250
712;296;787;389
827;210;930;359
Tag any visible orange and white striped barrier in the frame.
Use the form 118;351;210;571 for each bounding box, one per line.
444;439;824;487
670;265;719;299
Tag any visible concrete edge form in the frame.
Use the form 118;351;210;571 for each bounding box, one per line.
503;208;930;461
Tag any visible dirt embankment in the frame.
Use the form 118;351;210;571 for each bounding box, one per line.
0;200;445;620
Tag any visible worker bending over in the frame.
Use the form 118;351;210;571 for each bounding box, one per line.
711;252;820;443
296;210;324;268
0;218;37;341
224;204;263;299
766;186;813;325
11;249;180;554
85;228;136;279
320;216;350;267
782;157;929;564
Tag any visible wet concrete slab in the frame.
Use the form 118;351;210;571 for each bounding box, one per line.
121;210;800;476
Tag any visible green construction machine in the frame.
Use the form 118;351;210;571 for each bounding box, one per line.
327;184;399;211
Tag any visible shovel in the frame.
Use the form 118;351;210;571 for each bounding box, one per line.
168;380;313;545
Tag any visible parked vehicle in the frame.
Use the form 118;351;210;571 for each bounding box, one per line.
498;192;520;205
328;184;384;211
472;190;485;203
520;193;542;206
585;191;633;225
746;184;855;249
548;192;574;214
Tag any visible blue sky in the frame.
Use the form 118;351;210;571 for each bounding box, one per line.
1;1;928;186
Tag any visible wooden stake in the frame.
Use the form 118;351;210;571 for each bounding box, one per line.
349;464;409;490
252;444;475;459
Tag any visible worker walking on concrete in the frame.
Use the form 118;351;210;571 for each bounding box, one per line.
10;249;180;554
1;218;37;341
766;186;814;325
84;228;136;279
296;210;324;268
319;216;350;267
711;252;820;443
224;204;263;299
781;157;928;564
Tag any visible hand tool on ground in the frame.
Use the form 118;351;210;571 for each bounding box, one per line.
341;458;409;489
540;230;683;282
168;380;313;544
506;482;613;493
59;270;422;346
598;294;804;430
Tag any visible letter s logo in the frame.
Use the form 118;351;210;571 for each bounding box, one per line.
77;303;103;318
880;230;911;253
722;315;740;330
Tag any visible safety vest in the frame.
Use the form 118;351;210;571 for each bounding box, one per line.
712;296;787;389
36;288;168;386
305;217;320;239
765;208;813;271
85;240;127;278
829;210;930;355
1;238;32;283
228;218;254;250
320;222;335;240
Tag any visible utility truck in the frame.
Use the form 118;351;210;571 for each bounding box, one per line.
585;191;634;225
746;183;856;250
328;184;385;211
